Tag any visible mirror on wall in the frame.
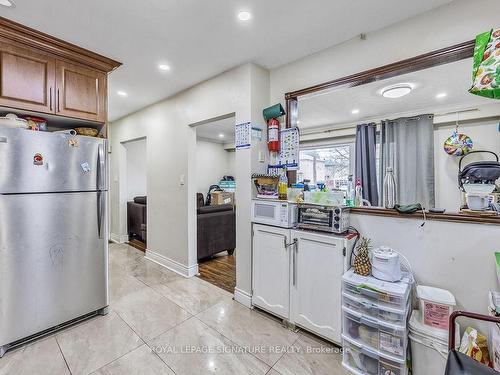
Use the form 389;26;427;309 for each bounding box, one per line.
296;57;500;212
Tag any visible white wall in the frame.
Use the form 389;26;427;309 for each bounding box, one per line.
109;63;269;304
123;138;147;201
195;139;235;194
351;213;499;313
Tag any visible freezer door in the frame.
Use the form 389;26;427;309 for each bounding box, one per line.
0;128;107;194
0;192;108;346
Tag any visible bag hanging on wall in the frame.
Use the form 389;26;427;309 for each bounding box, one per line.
469;28;500;99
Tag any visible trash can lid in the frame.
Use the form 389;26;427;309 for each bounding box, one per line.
417;285;456;306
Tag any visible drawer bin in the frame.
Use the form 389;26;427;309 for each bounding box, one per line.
343;306;408;359
342;336;407;375
342;292;410;326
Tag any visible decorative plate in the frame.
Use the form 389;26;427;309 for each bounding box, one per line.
444;131;473;156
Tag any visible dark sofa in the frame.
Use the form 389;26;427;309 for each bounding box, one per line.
127;196;147;243
197;193;235;261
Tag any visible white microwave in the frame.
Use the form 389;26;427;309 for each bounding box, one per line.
251;199;298;228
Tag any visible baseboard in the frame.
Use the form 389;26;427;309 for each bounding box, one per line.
110;233;129;244
145;250;198;278
234;288;252;308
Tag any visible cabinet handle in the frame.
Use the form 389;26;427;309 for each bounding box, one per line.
57;89;60;112
49;87;52;111
292;239;298;286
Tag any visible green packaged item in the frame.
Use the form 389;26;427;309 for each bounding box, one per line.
469;28;500;99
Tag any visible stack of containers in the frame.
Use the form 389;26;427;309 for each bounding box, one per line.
341;269;412;375
219;179;236;193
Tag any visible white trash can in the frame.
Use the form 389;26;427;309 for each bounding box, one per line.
409;310;459;375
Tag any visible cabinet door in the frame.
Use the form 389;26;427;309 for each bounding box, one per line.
0;41;55;113
291;230;344;343
55;60;106;122
252;224;291;319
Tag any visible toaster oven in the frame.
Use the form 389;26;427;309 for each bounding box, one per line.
297;204;350;234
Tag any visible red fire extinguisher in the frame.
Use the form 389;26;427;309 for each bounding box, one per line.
267;118;280;152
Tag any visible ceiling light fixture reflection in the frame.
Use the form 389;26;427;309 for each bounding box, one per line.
351;109;360;114
117;91;128;97
381;84;413;99
238;11;252;21
0;0;15;7
436;92;447;99
158;64;171;71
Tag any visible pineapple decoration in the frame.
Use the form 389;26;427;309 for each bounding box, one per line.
353;237;372;276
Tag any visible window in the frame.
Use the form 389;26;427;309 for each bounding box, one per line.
297;144;354;190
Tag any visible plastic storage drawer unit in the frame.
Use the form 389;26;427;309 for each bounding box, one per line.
342;269;411;311
343;306;408;358
342;292;410;326
342;336;407;375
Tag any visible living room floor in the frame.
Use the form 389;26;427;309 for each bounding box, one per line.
197;252;236;294
0;244;347;375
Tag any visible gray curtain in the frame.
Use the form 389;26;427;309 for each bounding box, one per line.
380;114;435;208
355;123;378;206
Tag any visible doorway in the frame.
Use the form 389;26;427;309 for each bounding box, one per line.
122;137;147;252
192;115;236;293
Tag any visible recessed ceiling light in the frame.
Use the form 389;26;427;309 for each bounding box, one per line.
436;92;447;99
238;11;252;21
218;133;225;138
0;0;15;7
381;84;413;99
158;64;170;72
351;109;360;114
117;91;128;97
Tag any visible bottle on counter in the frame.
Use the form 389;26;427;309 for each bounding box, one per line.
354;179;363;207
346;174;355;207
383;167;397;209
278;168;288;200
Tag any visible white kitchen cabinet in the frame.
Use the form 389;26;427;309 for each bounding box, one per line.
290;230;350;344
252;224;292;319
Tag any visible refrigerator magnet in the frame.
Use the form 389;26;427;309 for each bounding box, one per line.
33;153;44;166
80;162;91;173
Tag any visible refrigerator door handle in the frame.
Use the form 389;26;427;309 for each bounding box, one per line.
97;191;105;239
97;143;106;190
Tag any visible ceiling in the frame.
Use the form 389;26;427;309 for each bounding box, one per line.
195;116;235;144
298;58;493;131
0;0;452;121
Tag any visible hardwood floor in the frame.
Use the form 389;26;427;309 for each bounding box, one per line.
197;252;236;294
128;239;146;252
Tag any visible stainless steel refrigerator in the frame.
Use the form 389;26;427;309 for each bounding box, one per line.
0;128;109;357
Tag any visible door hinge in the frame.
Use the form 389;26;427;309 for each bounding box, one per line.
343;247;346;256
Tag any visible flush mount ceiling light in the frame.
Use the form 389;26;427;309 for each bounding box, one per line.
237;11;252;21
436;92;447;99
351;109;360;114
0;0;15;7
381;84;413;99
158;64;170;72
117;90;128;97
218;133;225;138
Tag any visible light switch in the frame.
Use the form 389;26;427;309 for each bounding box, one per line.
258;150;265;163
179;174;185;186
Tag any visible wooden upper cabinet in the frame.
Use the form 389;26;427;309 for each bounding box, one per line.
55;61;107;123
0;17;121;124
0;41;55;113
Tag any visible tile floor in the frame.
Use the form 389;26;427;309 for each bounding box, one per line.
0;243;348;375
